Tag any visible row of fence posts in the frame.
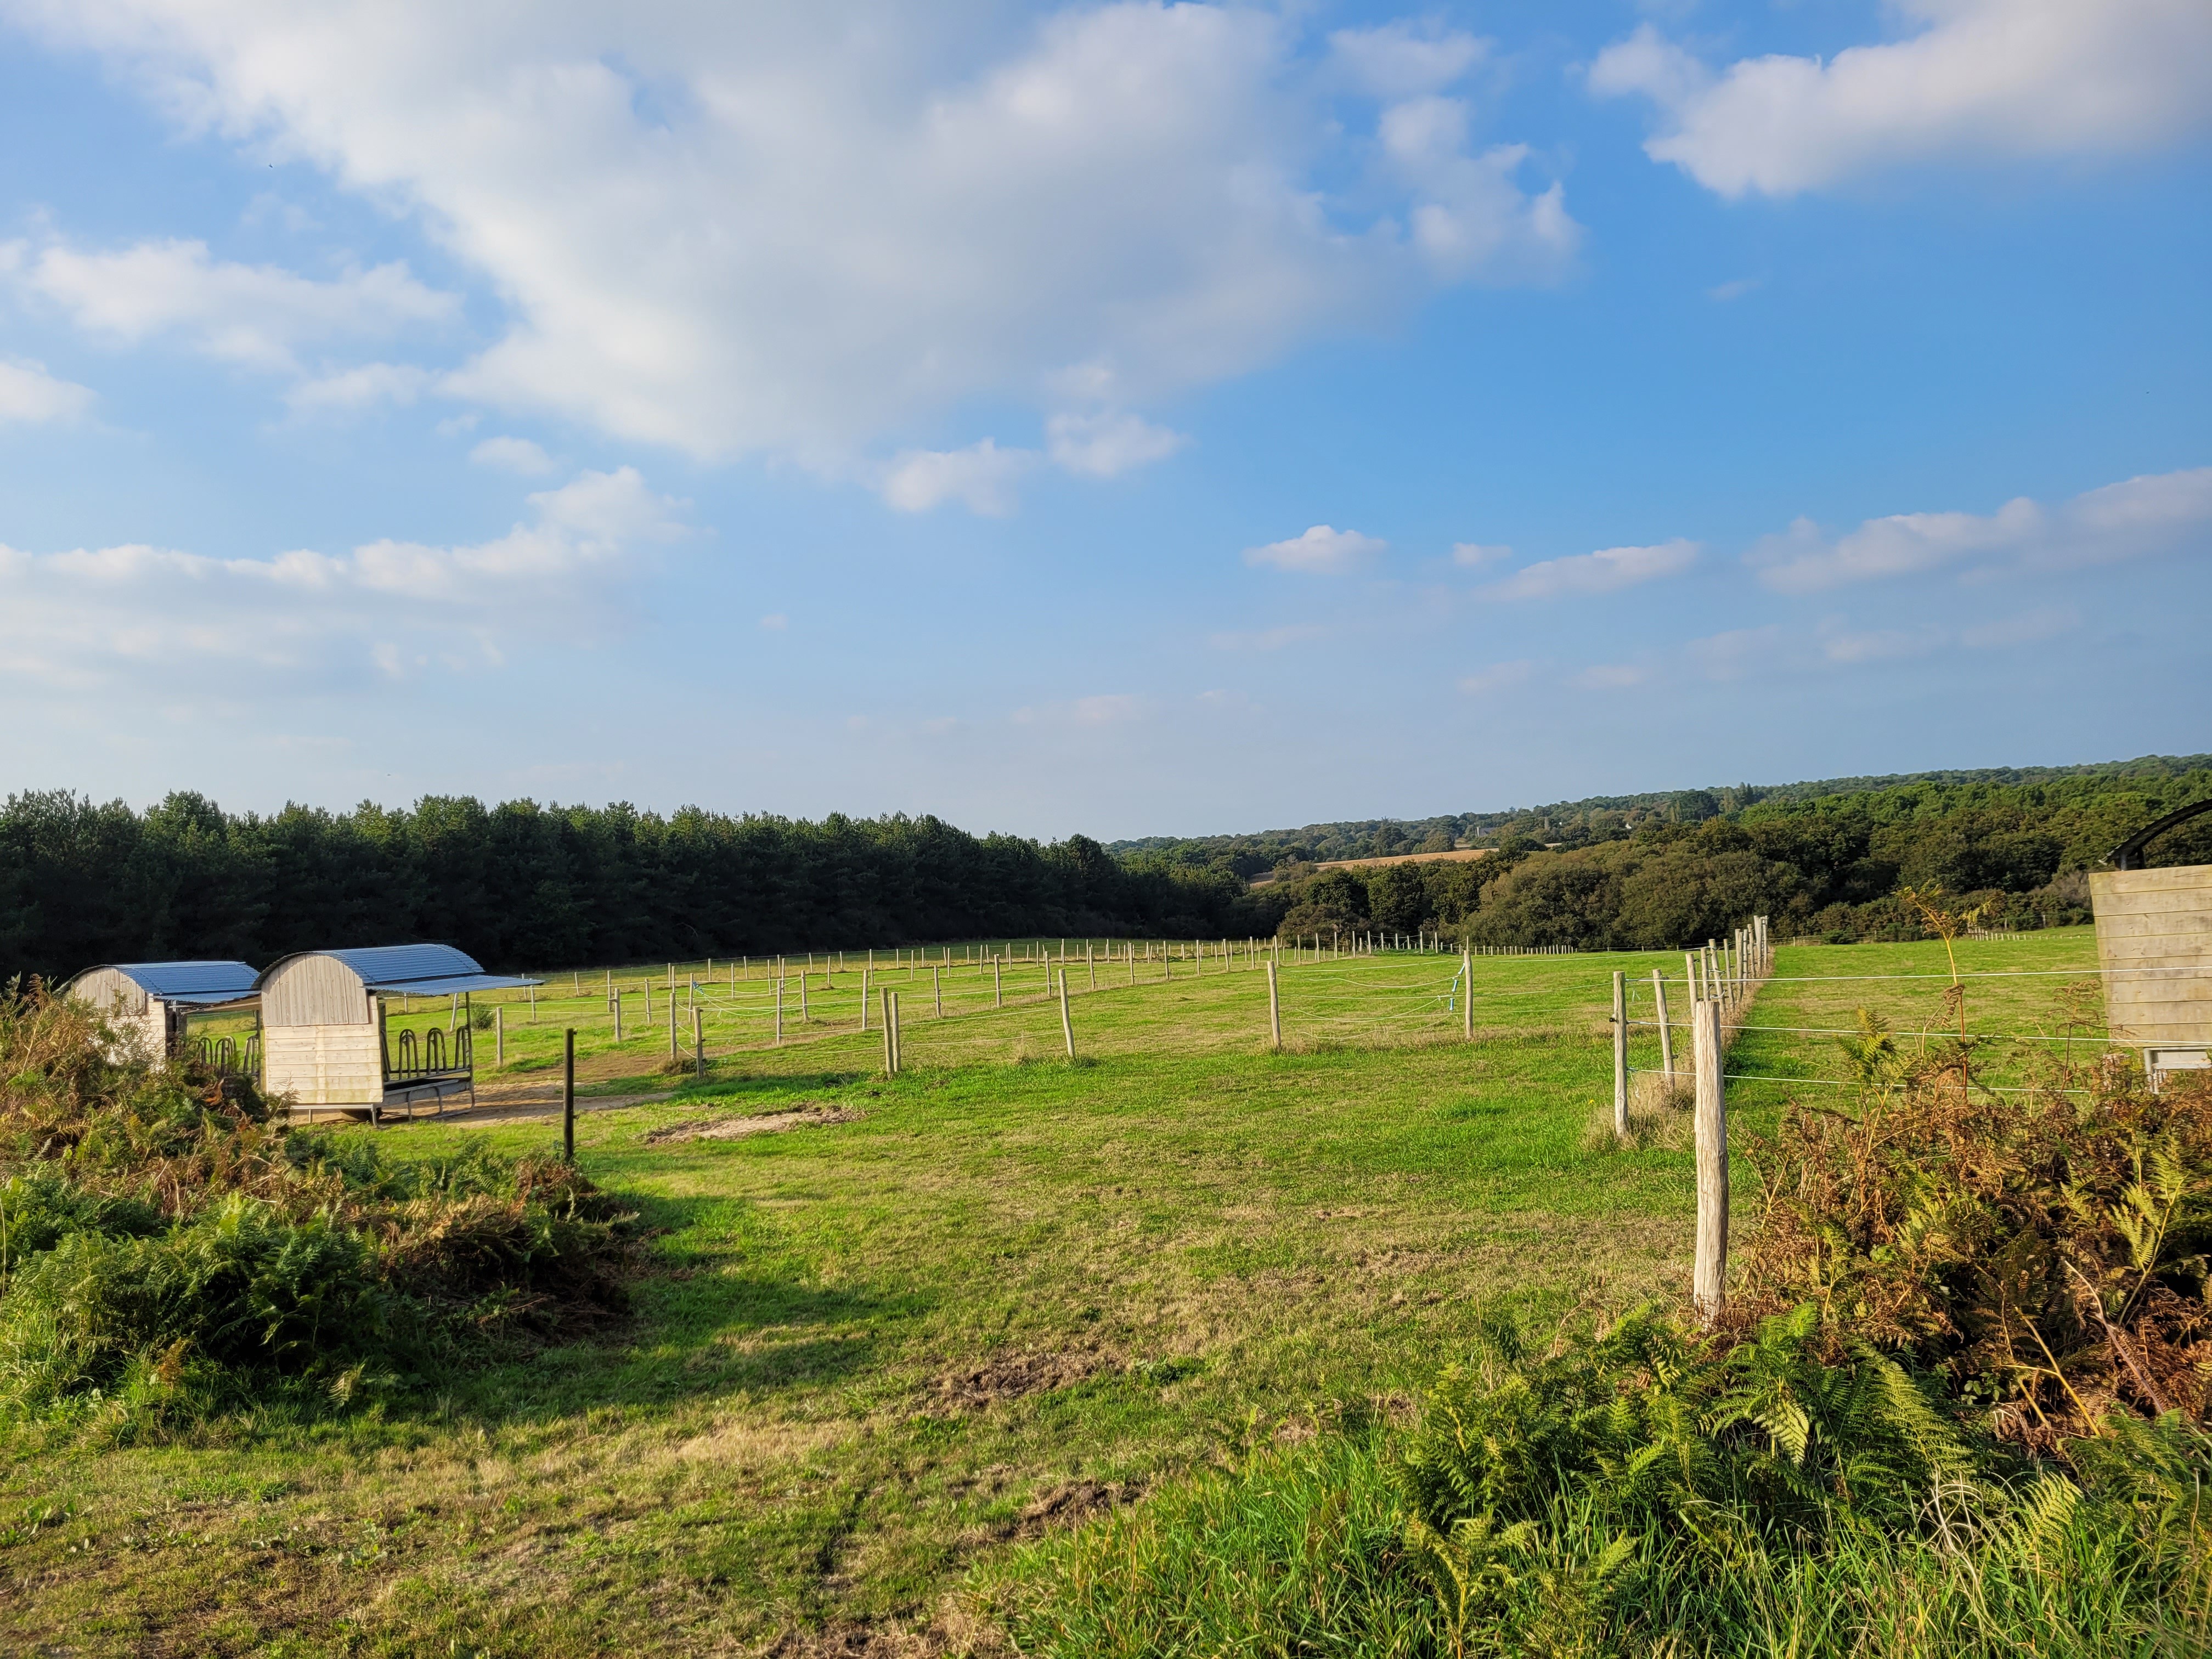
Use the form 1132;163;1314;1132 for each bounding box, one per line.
1604;916;1770;1321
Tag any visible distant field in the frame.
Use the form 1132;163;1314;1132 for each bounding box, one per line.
5;929;2116;1654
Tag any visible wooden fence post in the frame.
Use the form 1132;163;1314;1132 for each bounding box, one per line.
613;992;623;1043
881;988;895;1074
1267;960;1281;1051
994;957;1003;1007
693;1008;703;1079
1462;948;1473;1041
667;998;678;1063
861;967;871;1031
1693;999;1728;1322
1059;969;1075;1058
934;964;943;1017
1087;940;1096;991
562;1029;575;1163
1652;967;1674;1080
1612;969;1628;1138
775;978;784;1045
495;1003;504;1065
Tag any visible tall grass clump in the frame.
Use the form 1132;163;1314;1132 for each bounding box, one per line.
0;983;636;1433
981;1022;2212;1656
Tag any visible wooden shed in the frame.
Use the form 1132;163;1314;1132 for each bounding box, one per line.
255;944;539;1122
2091;800;2212;1089
61;960;259;1064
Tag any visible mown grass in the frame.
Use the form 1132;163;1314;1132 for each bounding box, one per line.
2;930;2122;1654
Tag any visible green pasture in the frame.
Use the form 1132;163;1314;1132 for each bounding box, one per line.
3;929;2120;1654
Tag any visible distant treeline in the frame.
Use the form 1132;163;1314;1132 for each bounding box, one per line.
0;792;1249;983
7;761;2209;980
1115;753;2212;877
1256;764;2212;950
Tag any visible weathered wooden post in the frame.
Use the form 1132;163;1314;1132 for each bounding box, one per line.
860;967;871;1030
934;964;943;1017
1267;959;1282;1051
1652;967;1674;1080
562;1029;575;1164
1612;969;1628;1138
613;991;623;1043
1059;968;1075;1058
994;956;1003;1007
1693;998;1728;1322
693;1008;703;1079
775;977;784;1045
881;988;895;1074
667;998;678;1063
529;984;536;1023
1087;940;1096;991
495;1003;504;1065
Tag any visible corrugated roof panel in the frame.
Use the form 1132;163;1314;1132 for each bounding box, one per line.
369;973;542;995
255;944;539;994
87;961;259;1003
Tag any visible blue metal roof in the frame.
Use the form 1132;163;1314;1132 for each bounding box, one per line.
72;960;259;1005
255;944;539;994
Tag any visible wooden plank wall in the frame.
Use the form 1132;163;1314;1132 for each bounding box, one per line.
262;956;371;1028
263;1024;383;1106
2091;866;2212;1047
65;967;168;1059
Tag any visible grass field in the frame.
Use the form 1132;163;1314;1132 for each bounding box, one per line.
3;929;2113;1654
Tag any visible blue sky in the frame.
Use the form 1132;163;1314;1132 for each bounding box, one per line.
1;0;2207;838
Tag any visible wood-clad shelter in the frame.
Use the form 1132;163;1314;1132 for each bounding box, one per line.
2091;799;2212;1090
61;960;259;1063
255;944;538;1122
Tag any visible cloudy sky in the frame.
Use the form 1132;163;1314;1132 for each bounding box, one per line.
1;0;2207;837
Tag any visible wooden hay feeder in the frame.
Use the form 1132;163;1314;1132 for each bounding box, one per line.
2091;799;2212;1090
255;944;539;1124
61;960;260;1067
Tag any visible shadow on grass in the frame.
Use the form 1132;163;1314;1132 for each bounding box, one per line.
427;1190;927;1426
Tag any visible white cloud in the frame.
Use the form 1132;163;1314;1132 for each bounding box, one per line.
0;356;95;422
1458;659;1533;694
1209;623;1323;651
1961;606;2080;650
1573;663;1647;690
881;439;1034;516
1817;622;1943;665
1483;537;1697;600
5;2;1579;461
1244;524;1385;574
758;612;789;631
1750;466;2212;591
5;234;455;373
0;467;682;695
1590;3;2212;199
1451;541;1511;567
470;435;555;475
1328;21;1487;99
1706;276;1759;302
286;362;431;414
1045;410;1185;478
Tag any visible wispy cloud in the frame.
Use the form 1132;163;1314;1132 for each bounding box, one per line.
0;356;95;423
1749;466;2212;591
1451;541;1511;567
1244;525;1385;574
1458;659;1534;694
1483;538;1697;600
470;435;556;475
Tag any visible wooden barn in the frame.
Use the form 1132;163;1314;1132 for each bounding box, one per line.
2091;799;2212;1090
61;960;259;1065
255;944;538;1122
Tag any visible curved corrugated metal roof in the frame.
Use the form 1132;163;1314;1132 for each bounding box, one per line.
67;960;259;1004
255;944;538;994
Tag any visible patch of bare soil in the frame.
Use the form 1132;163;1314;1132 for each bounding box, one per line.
642;1105;865;1144
934;1350;1119;1408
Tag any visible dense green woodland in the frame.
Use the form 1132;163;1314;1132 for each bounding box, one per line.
1116;752;2212;875
3;757;2208;979
0;794;1247;984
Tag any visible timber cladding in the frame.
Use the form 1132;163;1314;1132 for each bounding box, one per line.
261;955;373;1028
263;1024;383;1107
2091;865;2212;1047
